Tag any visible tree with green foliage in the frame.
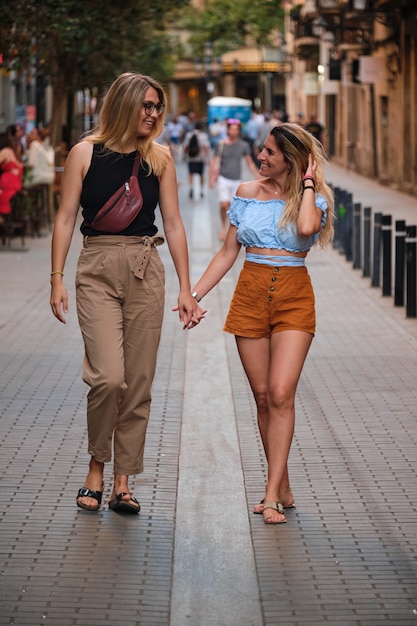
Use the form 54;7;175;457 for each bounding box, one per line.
181;0;284;58
0;0;188;146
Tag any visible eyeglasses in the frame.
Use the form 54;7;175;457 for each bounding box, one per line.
143;101;165;117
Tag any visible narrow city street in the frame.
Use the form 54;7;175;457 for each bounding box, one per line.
0;158;417;626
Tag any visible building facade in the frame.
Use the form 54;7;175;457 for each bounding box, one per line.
169;0;417;198
3;0;417;199
168;45;291;120
286;0;417;196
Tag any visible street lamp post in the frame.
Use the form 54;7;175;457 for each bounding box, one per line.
204;41;215;97
194;41;221;115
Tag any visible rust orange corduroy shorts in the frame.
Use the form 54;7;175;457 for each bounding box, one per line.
223;261;316;338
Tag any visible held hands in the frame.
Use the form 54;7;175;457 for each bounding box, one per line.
172;293;207;330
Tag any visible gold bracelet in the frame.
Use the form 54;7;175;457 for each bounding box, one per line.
50;271;64;276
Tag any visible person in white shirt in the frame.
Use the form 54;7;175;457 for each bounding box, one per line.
26;127;55;187
167;117;184;160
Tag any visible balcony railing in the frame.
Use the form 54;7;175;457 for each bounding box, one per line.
317;0;368;9
317;0;341;9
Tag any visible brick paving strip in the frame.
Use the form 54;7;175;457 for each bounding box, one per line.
170;186;262;625
1;159;417;625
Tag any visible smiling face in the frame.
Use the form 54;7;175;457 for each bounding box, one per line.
136;86;163;137
258;134;290;179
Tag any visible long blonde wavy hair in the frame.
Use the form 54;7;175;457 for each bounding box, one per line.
270;123;334;247
86;72;170;177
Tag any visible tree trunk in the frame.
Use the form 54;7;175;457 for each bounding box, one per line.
49;74;68;154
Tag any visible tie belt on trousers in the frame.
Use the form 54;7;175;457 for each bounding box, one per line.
82;234;165;279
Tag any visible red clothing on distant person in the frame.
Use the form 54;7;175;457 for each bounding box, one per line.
0;158;23;215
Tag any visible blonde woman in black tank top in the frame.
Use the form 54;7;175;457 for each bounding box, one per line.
50;73;205;513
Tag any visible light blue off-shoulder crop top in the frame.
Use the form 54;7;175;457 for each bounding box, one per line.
228;194;328;252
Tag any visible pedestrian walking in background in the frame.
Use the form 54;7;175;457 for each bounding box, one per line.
208;116;223;150
183;120;210;199
155;122;171;147
243;110;262;166
178;111;197;137
254;112;276;161
50;72;204;514
209;118;259;241
304;114;325;147
167;116;184;161
190;123;334;524
293;112;305;127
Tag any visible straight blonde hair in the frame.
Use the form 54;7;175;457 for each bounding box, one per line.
86;72;170;177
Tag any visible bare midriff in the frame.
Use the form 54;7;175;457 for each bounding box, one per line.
247;246;307;258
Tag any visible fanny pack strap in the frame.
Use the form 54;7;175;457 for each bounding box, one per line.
131;152;140;177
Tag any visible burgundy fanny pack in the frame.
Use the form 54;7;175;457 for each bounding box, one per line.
85;153;143;233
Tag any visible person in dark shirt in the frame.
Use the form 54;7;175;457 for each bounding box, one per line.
50;72;204;514
209;119;259;241
304;114;325;146
183;120;210;199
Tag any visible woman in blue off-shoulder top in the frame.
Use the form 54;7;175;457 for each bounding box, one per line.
190;123;334;524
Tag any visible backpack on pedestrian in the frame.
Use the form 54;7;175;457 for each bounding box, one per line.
187;132;200;158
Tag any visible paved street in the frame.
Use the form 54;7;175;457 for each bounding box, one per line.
0;157;416;626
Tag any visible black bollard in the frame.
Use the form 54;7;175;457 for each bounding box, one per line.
372;213;382;287
353;202;362;270
333;187;341;249
381;214;392;296
363;207;372;278
337;189;348;255
394;220;406;307
345;192;353;262
405;225;417;318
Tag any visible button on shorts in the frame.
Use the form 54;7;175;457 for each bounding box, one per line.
223;261;316;338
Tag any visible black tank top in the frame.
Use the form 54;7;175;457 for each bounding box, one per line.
80;144;159;236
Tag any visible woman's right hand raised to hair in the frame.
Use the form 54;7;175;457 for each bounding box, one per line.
304;153;317;179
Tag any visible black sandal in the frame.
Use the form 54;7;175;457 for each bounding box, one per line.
108;492;140;514
76;487;103;511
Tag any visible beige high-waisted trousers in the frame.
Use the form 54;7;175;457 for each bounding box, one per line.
75;235;165;475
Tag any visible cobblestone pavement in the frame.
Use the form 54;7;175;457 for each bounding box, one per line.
0;158;416;626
